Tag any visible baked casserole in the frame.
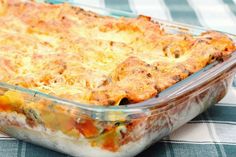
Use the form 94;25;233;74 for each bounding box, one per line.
0;0;235;156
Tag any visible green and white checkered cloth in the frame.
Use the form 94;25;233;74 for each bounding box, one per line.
1;0;236;156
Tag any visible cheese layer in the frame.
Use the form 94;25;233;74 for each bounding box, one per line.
0;0;235;105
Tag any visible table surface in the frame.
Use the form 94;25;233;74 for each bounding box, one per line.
1;0;236;157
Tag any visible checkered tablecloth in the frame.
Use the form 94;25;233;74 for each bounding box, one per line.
1;0;236;157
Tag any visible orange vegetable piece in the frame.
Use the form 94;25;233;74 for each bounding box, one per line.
101;135;119;152
76;118;99;138
0;95;11;111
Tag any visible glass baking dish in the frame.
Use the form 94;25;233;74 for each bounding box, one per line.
0;1;236;157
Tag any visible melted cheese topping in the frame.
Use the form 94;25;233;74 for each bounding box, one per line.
0;0;235;105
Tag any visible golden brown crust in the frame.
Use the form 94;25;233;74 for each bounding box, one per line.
0;0;235;106
89;32;236;105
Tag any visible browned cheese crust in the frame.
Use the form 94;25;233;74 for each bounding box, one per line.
0;0;235;106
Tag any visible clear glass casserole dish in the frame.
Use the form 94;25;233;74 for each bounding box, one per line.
0;1;236;157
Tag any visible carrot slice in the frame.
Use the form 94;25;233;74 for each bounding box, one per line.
76;118;99;138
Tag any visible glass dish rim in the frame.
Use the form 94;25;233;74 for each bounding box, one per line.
0;1;236;113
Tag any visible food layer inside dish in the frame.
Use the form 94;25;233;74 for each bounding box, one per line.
0;0;235;106
0;0;235;154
